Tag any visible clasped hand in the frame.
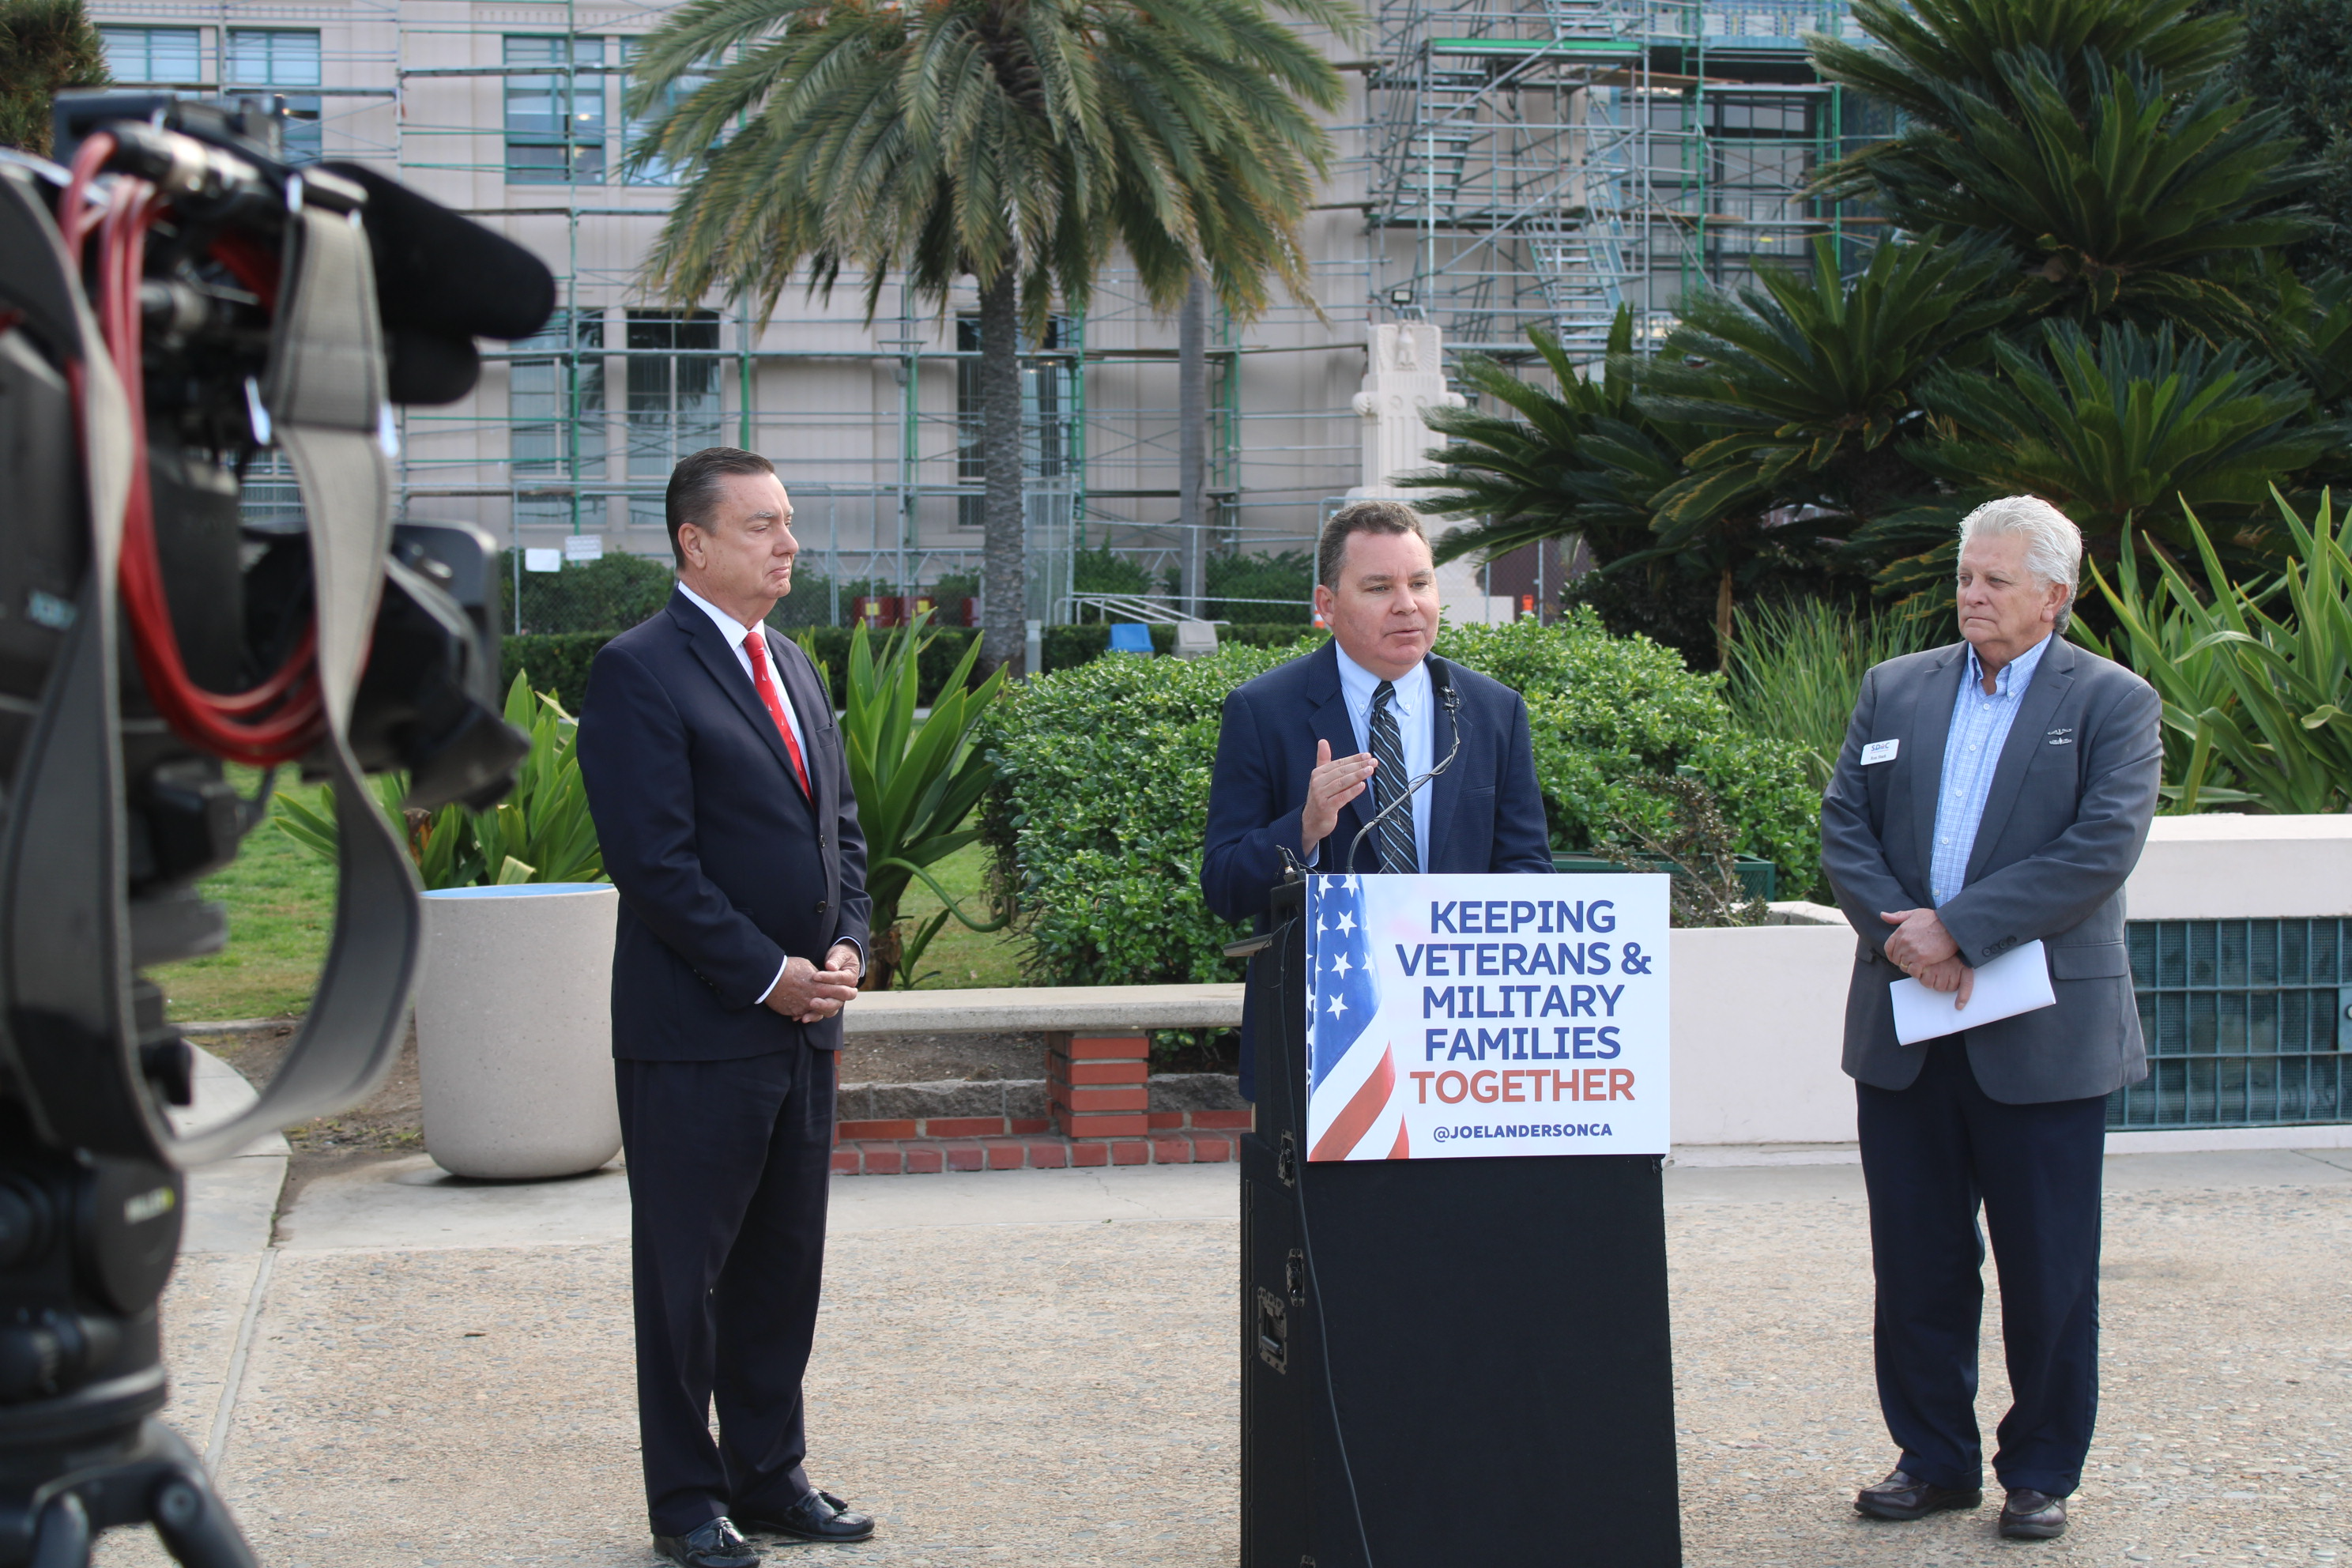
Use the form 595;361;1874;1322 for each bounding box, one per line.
1880;908;1975;1007
1300;737;1378;854
763;944;862;1023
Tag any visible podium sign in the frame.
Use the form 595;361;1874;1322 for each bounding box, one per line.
1302;872;1671;1161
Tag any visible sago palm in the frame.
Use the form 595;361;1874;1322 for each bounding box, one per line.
1863;56;2311;341
1810;0;2240;196
625;0;1353;671
1636;233;2018;537
1853;318;2345;597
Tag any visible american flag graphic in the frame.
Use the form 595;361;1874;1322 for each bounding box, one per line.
1305;874;1409;1162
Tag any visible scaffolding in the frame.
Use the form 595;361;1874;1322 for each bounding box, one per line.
1363;0;1869;360
86;0;1871;626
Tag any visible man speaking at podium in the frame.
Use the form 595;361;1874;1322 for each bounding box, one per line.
1201;499;1552;1098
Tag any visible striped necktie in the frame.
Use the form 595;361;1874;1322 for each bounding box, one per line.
1369;680;1417;874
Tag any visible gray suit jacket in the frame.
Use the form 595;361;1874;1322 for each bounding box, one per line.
1819;635;2162;1103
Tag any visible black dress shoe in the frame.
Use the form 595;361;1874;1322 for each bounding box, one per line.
738;1489;875;1544
2000;1488;2067;1540
1854;1468;1984;1521
654;1517;760;1568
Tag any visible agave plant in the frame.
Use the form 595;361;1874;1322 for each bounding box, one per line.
277;672;602;888
2082;488;2352;815
837;611;1009;989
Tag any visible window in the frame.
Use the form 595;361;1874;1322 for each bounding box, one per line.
99;26;203;85
227;29;322;164
616;39;705;187
511;311;607;479
955;315;1075;527
624;311;721;526
504;36;606;184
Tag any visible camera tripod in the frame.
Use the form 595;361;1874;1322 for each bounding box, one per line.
0;1143;253;1568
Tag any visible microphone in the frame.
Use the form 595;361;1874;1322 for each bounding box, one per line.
1344;658;1464;874
318;161;558;404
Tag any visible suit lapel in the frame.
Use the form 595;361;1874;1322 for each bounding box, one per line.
669;590;804;790
1906;644;1967;888
1304;643;1372;873
1963;635;2076;885
1423;655;1461;873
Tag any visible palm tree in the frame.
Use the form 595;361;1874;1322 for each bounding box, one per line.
0;0;108;157
625;0;1352;673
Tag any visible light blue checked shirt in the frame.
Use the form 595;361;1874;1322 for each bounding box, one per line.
1930;633;2052;907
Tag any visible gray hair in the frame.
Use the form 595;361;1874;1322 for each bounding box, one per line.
1957;495;2082;631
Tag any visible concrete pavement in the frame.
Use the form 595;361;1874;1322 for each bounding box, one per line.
88;1057;2352;1567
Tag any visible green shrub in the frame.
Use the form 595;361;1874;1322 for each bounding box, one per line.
979;639;1312;986
1434;612;1822;900
501;633;610;714
1205;549;1316;623
983;612;1821;989
496;550;675;635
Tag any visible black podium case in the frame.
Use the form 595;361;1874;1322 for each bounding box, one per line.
1238;880;1683;1567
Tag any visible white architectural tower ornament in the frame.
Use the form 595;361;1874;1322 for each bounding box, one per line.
1347;322;1510;625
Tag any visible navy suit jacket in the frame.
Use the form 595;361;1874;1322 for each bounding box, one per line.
577;589;871;1062
1201;640;1553;1095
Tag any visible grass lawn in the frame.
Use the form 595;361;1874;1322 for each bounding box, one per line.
154;774;335;1022
888;839;1027;989
153;772;1028;1020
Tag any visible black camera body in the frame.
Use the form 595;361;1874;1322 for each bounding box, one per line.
0;94;556;1568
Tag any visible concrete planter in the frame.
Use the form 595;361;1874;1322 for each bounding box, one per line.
415;883;621;1180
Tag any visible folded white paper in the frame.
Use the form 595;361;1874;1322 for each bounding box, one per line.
1890;939;2056;1046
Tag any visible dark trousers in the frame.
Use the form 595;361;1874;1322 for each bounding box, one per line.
1856;1038;2108;1498
617;1046;835;1537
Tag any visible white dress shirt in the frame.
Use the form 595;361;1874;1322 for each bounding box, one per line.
1314;644;1434;872
673;578;854;1001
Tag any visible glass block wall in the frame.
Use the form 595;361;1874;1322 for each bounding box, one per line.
2110;919;2349;1129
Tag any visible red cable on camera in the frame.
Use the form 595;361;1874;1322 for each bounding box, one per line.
72;138;329;766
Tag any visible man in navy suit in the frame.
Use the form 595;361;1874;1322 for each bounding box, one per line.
577;447;875;1568
1201;499;1553;1097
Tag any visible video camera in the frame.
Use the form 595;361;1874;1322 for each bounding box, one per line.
0;92;557;1566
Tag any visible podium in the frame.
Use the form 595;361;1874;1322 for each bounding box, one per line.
1238;877;1683;1566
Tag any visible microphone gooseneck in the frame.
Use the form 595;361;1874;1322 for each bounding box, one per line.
1344;660;1464;874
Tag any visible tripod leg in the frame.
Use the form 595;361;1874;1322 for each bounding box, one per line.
27;1493;90;1568
148;1470;256;1568
139;1427;256;1568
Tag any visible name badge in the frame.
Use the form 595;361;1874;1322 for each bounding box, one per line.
1861;739;1900;766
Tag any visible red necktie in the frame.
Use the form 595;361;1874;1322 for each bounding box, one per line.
742;630;812;797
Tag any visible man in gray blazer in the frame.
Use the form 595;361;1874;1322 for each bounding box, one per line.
1821;496;2161;1544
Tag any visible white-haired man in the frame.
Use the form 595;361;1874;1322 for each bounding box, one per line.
1820;496;2162;1542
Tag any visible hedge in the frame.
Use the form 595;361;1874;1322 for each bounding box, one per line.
978;610;1822;989
507;621;1325;713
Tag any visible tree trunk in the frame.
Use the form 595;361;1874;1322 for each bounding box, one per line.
1178;273;1208;619
978;265;1027;673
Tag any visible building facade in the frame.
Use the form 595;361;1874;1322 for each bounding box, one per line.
85;0;1860;628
